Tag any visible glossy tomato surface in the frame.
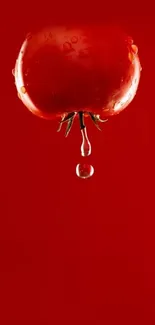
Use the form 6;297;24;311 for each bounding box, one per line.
15;25;141;119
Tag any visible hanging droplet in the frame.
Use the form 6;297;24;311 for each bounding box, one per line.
76;163;94;179
81;127;91;157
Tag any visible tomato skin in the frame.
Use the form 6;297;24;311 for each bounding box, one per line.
14;25;141;120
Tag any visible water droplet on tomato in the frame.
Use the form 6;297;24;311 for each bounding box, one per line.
71;36;78;43
63;42;73;52
76;163;94;179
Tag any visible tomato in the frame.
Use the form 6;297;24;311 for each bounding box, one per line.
14;24;141;122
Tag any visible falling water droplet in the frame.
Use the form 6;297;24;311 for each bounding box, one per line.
76;163;94;179
76;112;94;178
81;127;91;156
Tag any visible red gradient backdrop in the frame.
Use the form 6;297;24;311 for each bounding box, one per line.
0;0;155;324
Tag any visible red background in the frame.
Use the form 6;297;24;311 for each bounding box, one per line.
1;1;155;324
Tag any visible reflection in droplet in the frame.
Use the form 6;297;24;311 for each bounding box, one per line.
12;68;15;76
17;92;21;100
76;163;94;179
131;44;138;54
81;127;91;157
128;52;134;63
21;86;26;94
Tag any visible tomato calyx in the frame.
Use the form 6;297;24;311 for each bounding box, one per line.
57;111;108;137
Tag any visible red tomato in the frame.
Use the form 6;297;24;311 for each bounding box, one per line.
14;25;141;120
